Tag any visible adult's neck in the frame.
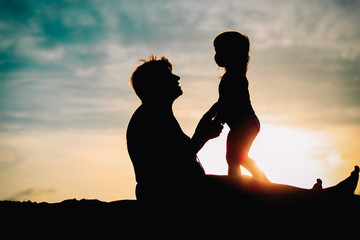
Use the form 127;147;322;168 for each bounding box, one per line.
142;98;174;111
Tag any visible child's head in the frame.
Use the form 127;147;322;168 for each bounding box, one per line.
213;31;250;71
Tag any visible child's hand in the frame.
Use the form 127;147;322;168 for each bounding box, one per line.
212;102;225;125
196;103;224;140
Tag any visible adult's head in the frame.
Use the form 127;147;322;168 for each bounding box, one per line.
130;55;182;103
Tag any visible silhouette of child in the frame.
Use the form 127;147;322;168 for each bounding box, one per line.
213;31;268;181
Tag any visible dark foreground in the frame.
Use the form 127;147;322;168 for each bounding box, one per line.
2;195;360;237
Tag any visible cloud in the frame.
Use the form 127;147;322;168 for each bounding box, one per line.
7;188;56;201
0;0;106;72
1;0;359;132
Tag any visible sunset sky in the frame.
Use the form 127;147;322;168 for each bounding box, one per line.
1;0;360;202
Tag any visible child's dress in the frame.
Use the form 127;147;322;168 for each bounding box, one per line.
217;71;258;130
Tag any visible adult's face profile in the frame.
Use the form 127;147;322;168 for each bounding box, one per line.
152;65;182;102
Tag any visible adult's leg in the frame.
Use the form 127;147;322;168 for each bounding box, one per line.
204;166;359;198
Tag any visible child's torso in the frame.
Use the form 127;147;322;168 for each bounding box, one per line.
218;72;255;127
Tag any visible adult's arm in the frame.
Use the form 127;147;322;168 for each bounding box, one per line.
191;103;223;155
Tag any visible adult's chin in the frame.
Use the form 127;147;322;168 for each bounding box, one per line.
173;88;183;100
178;88;183;96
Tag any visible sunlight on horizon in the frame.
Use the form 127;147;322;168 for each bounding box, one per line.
198;123;336;189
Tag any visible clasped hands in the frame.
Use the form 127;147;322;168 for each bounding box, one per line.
193;103;224;142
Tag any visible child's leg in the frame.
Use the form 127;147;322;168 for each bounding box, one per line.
242;157;270;183
226;129;242;176
226;120;256;176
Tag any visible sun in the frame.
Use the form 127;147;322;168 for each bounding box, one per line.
197;123;332;189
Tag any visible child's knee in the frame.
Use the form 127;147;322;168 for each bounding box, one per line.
226;151;247;165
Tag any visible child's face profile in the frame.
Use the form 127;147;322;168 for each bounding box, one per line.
214;47;237;68
214;51;226;67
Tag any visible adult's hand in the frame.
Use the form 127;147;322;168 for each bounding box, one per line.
191;103;224;154
197;103;224;139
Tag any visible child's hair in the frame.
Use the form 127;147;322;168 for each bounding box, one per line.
213;31;250;56
213;31;250;70
130;55;172;101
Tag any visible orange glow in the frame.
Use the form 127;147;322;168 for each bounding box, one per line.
198;123;337;189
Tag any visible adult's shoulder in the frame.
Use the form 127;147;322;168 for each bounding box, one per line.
129;105;146;122
127;105;146;137
127;105;158;139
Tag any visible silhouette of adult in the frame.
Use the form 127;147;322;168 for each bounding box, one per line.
127;55;359;202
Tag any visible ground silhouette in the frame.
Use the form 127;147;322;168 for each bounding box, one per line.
1;195;360;237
